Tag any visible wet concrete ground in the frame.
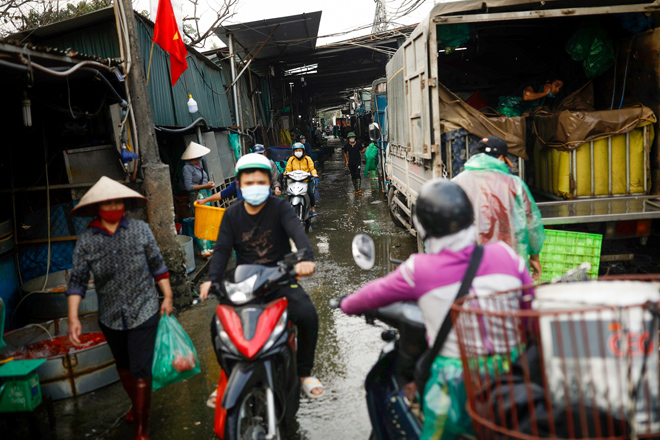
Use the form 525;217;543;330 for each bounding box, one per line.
5;138;417;440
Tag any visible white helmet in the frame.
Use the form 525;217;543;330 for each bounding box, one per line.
235;153;272;175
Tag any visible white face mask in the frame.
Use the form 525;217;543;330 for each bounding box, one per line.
294;151;303;158
349;138;356;143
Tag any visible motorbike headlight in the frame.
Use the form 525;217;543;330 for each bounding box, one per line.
224;274;258;305
214;317;241;356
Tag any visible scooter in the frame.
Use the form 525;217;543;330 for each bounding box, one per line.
332;235;426;440
285;170;313;232
210;250;307;440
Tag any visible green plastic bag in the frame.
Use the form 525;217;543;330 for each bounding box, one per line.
566;26;615;78
152;314;200;391
421;351;517;440
364;143;378;177
437;24;470;52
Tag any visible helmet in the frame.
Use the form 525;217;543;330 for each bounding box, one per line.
299;134;306;140
252;144;265;154
414;179;474;239
292;142;305;151
347;132;356;138
235;153;272;176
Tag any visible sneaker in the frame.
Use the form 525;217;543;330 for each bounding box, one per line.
201;249;214;259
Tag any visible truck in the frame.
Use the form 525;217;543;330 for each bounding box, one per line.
380;0;660;257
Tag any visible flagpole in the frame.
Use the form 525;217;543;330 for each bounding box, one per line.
146;40;155;86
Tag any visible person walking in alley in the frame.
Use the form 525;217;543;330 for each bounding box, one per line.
181;141;215;258
67;176;173;440
343;132;367;194
286;142;319;216
452;136;545;280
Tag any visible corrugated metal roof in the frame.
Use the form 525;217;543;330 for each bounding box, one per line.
15;8;234;128
216;12;322;61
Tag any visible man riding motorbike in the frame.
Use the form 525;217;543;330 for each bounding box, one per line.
340;179;532;439
285;142;319;216
199;153;324;400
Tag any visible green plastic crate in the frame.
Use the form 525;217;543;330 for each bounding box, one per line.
539;230;602;283
0;359;45;413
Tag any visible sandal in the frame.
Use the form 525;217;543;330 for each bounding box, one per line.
301;377;324;399
206;390;217;408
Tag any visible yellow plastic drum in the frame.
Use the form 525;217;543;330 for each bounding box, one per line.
193;201;225;242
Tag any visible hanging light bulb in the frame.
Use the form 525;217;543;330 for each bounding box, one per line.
187;94;198;114
22;91;32;127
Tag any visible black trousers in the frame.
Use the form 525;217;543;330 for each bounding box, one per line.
99;313;160;379
307;179;316;207
348;162;361;180
274;285;318;378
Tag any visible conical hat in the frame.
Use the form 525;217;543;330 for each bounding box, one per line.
181;141;210;160
71;176;147;217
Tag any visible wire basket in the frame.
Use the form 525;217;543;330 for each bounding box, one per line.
193;202;225;242
451;276;660;439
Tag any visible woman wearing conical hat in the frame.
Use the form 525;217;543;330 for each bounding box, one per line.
181;141;215;258
67;176;173;440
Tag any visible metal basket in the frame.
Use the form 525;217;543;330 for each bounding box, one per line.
451;276;660;439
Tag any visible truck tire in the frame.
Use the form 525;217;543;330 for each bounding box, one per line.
388;187;406;229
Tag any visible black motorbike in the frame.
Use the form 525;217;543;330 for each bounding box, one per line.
210;251;306;440
332;235;426;440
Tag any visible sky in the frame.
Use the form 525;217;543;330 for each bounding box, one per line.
138;0;447;50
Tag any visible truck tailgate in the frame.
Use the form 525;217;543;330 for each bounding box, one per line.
539;195;660;225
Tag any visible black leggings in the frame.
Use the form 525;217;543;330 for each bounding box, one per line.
99;313;160;379
348;162;361;180
275;285;318;378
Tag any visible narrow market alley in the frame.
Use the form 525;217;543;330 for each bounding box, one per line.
9;139;417;440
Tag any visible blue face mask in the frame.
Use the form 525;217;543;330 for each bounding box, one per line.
241;185;270;206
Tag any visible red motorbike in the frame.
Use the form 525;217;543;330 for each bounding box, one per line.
211;251;305;440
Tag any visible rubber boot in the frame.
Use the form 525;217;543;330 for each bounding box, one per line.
134;378;152;440
117;369;135;423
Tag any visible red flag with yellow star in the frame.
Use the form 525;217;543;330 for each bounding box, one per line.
153;0;188;85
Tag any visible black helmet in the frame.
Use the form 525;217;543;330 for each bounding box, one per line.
252;144;265;154
414;179;474;239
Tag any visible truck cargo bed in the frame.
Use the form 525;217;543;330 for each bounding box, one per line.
538;195;660;225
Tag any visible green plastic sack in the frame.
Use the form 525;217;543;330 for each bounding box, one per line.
566;26;615;78
152;314;201;391
364;143;378;177
228;133;241;162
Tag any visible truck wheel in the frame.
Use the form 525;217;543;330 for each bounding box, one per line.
388;187;406;229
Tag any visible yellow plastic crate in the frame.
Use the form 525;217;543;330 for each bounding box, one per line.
194;202;225;242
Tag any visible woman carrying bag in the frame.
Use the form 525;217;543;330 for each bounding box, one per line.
67;176;173;440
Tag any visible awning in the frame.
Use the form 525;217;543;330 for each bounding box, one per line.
215;12;322;61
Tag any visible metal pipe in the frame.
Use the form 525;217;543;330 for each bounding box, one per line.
227;34;243;148
571;149;577;198
590;141;595;197
448;140;453;177
608;137;613;196
643;125;649;193
625;132;630;194
465;135;470;159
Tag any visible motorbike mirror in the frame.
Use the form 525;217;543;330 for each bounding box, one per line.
368;123;381;141
352;234;375;270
